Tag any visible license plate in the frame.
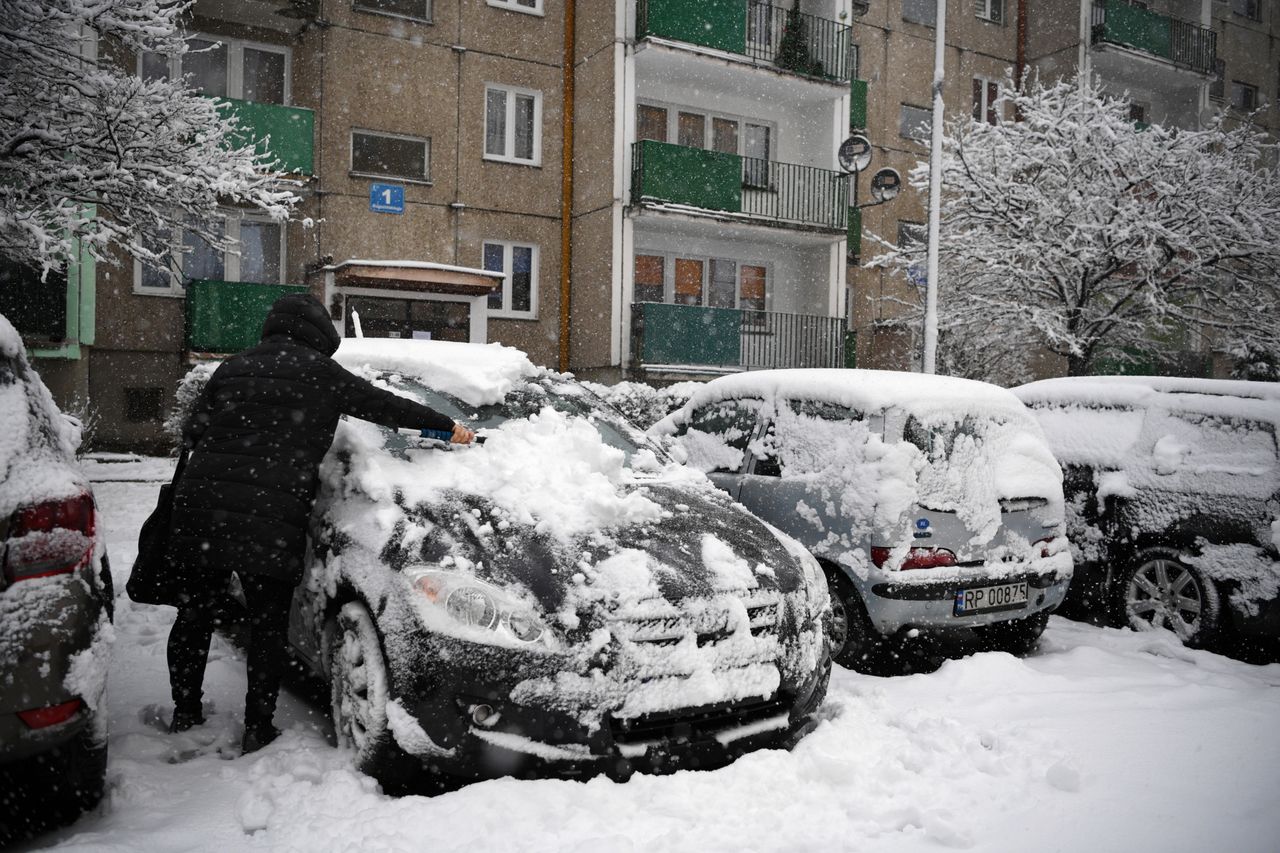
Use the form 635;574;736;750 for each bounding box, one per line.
953;581;1029;616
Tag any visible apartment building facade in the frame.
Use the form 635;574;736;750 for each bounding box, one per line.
848;0;1279;373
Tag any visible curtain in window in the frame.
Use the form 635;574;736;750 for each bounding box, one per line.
486;90;507;157
674;258;704;306
239;221;281;284
634;254;665;303
243;48;286;104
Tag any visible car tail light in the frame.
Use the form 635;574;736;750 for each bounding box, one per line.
16;698;83;729
871;546;957;570
3;493;95;582
1034;536;1057;558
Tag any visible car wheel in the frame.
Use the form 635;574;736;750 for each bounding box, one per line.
824;570;880;670
1114;548;1222;647
327;602;401;775
0;726;107;844
973;610;1050;656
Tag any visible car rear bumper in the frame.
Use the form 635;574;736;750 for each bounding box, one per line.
864;567;1071;634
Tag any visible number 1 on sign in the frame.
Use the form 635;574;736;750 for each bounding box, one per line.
380;189;392;205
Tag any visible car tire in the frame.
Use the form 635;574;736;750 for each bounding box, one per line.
1112;547;1222;647
973;610;1049;656
824;569;881;671
0;726;107;844
327;601;420;790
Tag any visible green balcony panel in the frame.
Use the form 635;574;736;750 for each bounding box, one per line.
847;206;862;258
633;140;743;213
639;303;741;366
186;280;307;353
1101;0;1170;59
640;0;746;55
850;79;868;130
217;98;315;175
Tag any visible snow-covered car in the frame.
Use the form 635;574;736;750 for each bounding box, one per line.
651;370;1073;668
283;339;829;789
0;314;112;844
1013;376;1280;650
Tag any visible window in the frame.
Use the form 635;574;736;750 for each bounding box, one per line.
1230;0;1260;21
488;0;541;14
1231;81;1259;111
972;78;999;124
485;85;541;165
637;104;667;142
352;130;430;182
976;0;1003;24
850;43;860;80
483;241;537;318
899;104;932;140
1128;102;1148;124
903;0;936;27
1210;58;1226;100
686;400;762;474
355;0;432;22
636;102;774;186
633;251;769;310
135;215;284;295
141;36;289;105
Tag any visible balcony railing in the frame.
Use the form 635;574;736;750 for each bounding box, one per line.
631;141;848;231
186;280;307;353
637;0;853;82
632;302;847;370
1090;0;1216;76
215;97;316;175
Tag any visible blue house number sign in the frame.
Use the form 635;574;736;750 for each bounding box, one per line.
370;183;404;214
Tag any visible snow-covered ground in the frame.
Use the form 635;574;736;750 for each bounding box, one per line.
18;456;1280;853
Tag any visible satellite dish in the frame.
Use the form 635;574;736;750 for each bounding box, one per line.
838;135;873;173
871;168;902;202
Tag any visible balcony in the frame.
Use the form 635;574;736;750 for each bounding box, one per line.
185;280;308;353
216;97;316;176
636;0;853;83
1090;0;1216;76
632;302;848;370
631;141;847;232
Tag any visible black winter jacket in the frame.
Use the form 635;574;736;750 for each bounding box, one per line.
169;293;454;584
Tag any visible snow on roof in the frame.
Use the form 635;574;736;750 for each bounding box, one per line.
334;338;540;407
323;259;505;279
676;369;1034;423
1013;376;1280;424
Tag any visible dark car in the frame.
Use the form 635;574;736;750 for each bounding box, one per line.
0;314;113;844
1014;376;1280;652
279;340;830;789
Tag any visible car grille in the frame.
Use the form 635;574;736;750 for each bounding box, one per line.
610;693;791;746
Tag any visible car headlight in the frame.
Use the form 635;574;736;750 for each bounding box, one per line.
403;567;556;650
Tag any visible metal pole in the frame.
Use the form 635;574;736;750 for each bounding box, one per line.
922;0;945;374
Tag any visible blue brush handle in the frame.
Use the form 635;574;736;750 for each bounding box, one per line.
421;428;485;445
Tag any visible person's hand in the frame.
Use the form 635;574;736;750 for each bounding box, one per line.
450;423;475;444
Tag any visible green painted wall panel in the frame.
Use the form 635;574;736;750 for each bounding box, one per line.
634;140;742;213
186;280;307;353
1102;0;1171;60
847;206;862;257
642;0;747;55
217;98;315;175
850;79;868;129
639;303;741;366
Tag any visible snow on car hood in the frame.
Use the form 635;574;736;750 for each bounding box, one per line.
0;313;85;518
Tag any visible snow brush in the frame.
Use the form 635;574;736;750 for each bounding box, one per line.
411;428;486;445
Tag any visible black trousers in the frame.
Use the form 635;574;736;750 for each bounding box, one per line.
166;573;294;729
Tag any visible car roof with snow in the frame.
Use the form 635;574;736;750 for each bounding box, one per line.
334;338;542;407
1013;376;1280;426
658;368;1036;427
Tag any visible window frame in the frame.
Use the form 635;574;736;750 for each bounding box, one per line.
975;0;1003;24
634;100;776;164
350;128;432;183
972;76;1000;124
132;211;287;296
483;83;544;167
482;239;540;319
899;103;932;141
138;33;291;105
902;0;937;27
1230;0;1261;22
632;249;772;312
353;0;433;24
486;0;542;15
1230;80;1259;111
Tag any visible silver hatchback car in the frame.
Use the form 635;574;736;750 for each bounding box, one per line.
652;369;1073;669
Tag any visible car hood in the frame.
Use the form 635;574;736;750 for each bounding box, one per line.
391;480;806;618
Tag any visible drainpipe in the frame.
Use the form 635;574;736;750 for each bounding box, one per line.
1015;0;1027;91
558;0;576;372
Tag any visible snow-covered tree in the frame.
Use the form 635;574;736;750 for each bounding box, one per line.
874;75;1280;381
0;0;298;278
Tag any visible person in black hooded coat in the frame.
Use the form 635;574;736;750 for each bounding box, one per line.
165;293;471;751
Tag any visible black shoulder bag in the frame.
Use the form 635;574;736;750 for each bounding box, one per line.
126;451;190;607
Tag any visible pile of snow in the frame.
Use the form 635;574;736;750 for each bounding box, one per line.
585;379;702;430
335;338;539;408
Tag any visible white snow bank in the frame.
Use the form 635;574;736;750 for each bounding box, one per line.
335;338;540;407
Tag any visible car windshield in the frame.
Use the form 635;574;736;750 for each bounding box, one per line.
385;374;664;465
